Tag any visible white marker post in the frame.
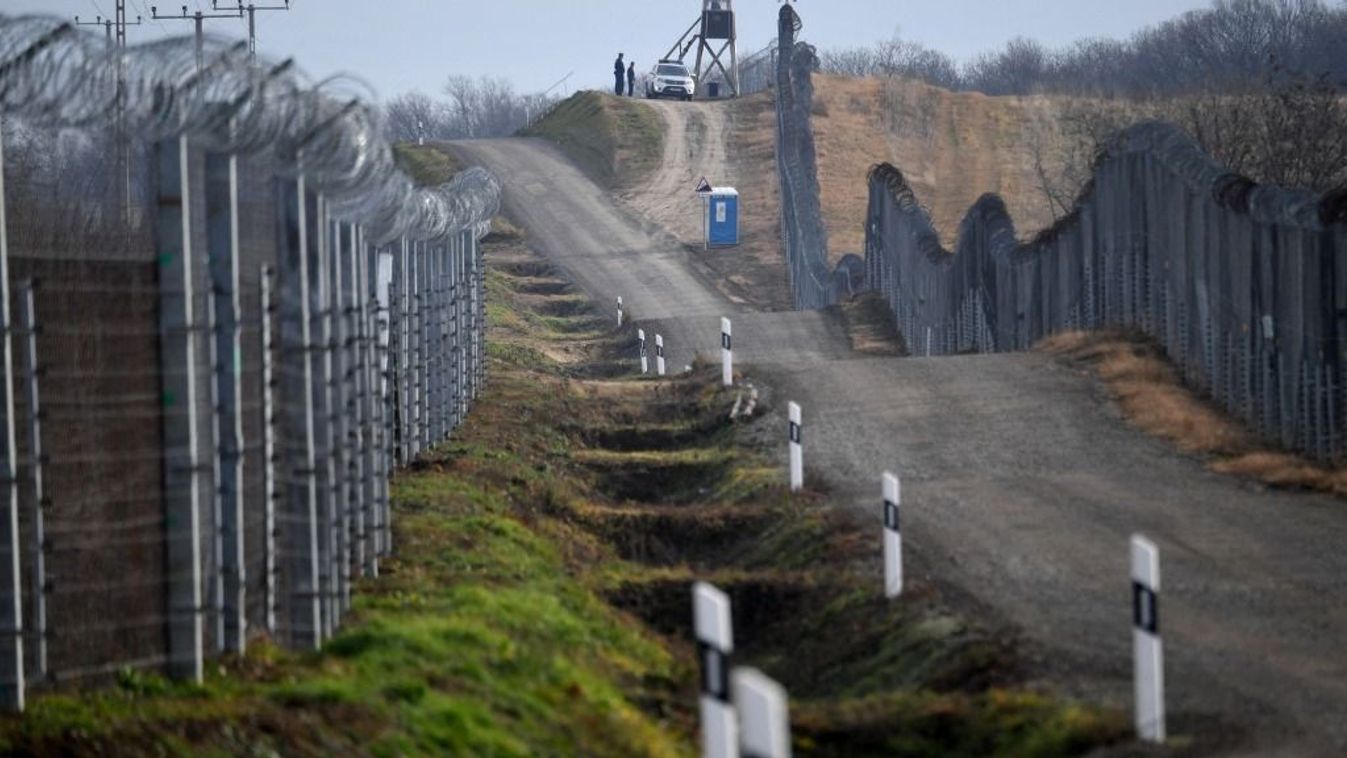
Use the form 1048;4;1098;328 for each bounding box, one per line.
1131;535;1165;743
788;402;803;492
656;334;666;376
882;472;902;598
694;582;738;758
721;317;734;387
638;328;648;374
733;668;791;758
616;296;624;327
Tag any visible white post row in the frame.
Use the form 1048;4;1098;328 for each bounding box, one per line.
616;296;623;327
694;581;738;758
1132;535;1165;743
882;471;902;598
656;334;666;377
732;668;791;758
788;402;802;492
721;317;733;387
638;328;648;374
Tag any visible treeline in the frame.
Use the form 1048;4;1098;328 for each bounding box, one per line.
822;0;1347;192
820;0;1347;97
382;75;559;143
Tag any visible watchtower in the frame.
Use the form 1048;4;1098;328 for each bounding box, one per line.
663;0;740;98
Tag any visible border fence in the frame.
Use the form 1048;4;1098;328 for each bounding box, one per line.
737;40;776;97
774;4;856;310
0;15;499;711
865;122;1347;461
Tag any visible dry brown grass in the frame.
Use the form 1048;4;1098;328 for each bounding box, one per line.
833;291;905;356
1040;330;1347;497
810;75;1073;261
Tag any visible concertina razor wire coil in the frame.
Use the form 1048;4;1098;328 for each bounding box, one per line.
0;14;500;245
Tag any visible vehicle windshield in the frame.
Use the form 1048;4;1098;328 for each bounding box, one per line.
657;64;688;77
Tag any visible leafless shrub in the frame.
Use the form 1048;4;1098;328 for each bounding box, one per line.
1177;67;1347;189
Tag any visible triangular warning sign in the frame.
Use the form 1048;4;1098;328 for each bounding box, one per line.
695;177;712;194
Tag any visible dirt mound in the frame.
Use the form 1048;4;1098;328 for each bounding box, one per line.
523;91;664;191
812;74;1094;258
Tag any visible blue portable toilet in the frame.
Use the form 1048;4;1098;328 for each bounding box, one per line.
704;187;740;248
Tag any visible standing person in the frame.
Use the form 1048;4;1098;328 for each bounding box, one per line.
614;53;625;96
627;61;637;97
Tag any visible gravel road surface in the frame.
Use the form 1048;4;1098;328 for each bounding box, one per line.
450;136;1347;756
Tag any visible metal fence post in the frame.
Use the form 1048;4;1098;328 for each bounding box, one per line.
330;221;350;615
156;136;204;684
206;147;245;654
429;243;443;443
0;72;27;716
450;237;462;430
399;237;411;464
418;242;431;450
259;265;278;635
407;241;418;457
314;201;338;637
279;172;321;651
17;282;44;681
349;227;368;578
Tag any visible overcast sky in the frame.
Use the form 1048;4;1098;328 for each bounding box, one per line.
6;0;1216;101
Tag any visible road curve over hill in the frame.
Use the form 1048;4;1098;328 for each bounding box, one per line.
450;136;1347;756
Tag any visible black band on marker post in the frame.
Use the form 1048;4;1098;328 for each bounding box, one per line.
1132;582;1158;634
884;500;899;531
789;421;801;444
697;641;730;702
722;333;732;350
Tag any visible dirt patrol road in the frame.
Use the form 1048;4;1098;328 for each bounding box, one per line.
450;126;1347;756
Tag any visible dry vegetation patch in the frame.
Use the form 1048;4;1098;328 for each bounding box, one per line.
1040;330;1347;496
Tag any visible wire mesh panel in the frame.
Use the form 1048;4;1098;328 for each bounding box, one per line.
863;123;1346;462
0;12;500;708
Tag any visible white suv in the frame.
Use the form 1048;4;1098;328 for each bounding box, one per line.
645;61;696;101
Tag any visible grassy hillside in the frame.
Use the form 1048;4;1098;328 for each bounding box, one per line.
523;91;664;190
393;143;464;186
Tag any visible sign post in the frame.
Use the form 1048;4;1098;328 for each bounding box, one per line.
694;582;738;758
788;402;802;492
638;328;648;374
1132;535;1165;743
721;317;733;387
883;472;902;598
733;668;790;758
656;334;666;376
616;296;623;327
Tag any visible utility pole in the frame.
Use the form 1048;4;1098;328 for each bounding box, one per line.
75;2;144;43
75;3;143;226
151;5;243;69
212;2;292;60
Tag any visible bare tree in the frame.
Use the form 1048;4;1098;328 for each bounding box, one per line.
383;91;450;142
964;37;1050;96
382;76;560;143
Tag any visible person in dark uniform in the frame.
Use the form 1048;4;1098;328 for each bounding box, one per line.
627;61;637;97
614;53;625;96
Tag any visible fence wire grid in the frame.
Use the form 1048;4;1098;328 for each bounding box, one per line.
865;121;1347;462
0;14;500;711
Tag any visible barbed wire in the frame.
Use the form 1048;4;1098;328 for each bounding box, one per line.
0;14;500;244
